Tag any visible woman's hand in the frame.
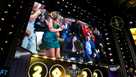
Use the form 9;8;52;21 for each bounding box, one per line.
45;18;53;26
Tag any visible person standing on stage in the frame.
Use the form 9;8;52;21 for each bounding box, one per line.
39;11;64;59
21;2;42;53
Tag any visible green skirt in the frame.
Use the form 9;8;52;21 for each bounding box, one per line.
39;31;60;49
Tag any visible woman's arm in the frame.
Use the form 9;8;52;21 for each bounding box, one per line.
45;18;63;32
29;10;41;21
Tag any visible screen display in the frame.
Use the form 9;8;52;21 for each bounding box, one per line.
11;2;121;77
15;2;105;64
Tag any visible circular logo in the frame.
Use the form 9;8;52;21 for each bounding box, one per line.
49;64;66;77
28;62;48;77
78;68;92;77
93;69;103;77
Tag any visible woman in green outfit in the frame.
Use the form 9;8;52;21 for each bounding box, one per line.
39;11;64;59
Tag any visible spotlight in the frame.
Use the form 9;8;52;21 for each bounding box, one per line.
123;56;125;59
108;48;111;51
118;40;120;43
1;48;3;51
80;13;83;15
65;5;68;8
9;32;13;35
74;5;76;8
11;24;14;28
41;0;45;3
134;69;136;73
129;21;133;25
67;11;71;14
128;67;134;72
57;1;60;4
4;11;8;14
69;3;72;6
106;42;110;45
5;40;8;44
60;9;63;11
8;4;11;7
125;65;128;68
106;37;109;41
72;9;76;12
20;5;23;9
120;47;123;50
105;33;108;36
66;2;69;4
110;59;114;62
1;18;5;21
109;53;112;56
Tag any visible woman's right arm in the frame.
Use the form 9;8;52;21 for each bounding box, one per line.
29;10;41;21
45;18;63;32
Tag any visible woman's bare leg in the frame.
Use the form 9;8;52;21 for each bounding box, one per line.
55;48;61;58
48;48;55;58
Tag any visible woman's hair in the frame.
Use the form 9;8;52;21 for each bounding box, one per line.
50;11;61;20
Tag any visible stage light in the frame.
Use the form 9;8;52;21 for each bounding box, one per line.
80;13;83;15
106;37;109;41
104;33;108;36
130;59;133;62
72;9;76;12
129;21;133;24
4;40;8;44
65;5;68;8
41;0;45;3
8;4;11;7
69;3;72;6
16;11;19;15
123;56;125;59
66;2;69;4
57;1;60;4
109;53;112;56
20;5;23;9
11;24;14;28
121;52;124;55
125;65;128;68
8;32;13;35
1;18;5;21
110;59;114;62
118;40;120;43
106;42;110;45
74;5;76;8
1;48;3;51
120;47;123;50
128;67;134;72
67;11;71;14
4;11;8;14
108;48;111;51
